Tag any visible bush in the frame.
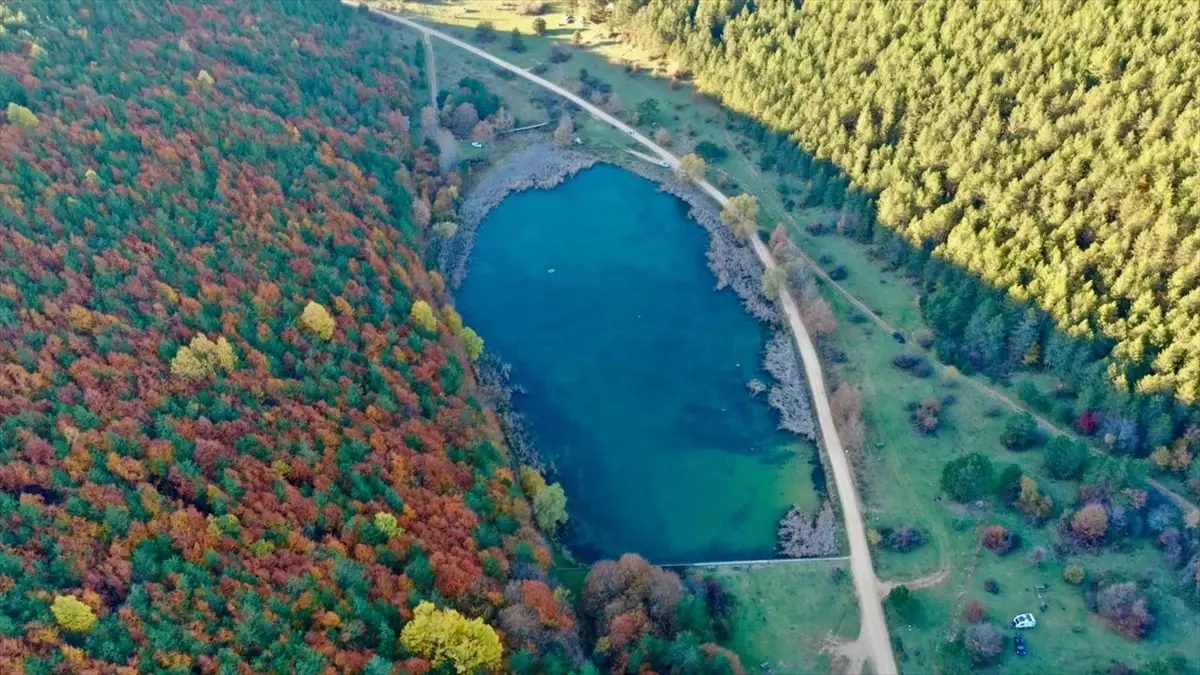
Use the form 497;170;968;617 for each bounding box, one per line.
935;641;973;675
1096;581;1154;639
1044;435;1088;480
474;21;497;43
884;585;923;624
964;600;986;624
1071;503;1109;544
983;579;999;594
828;264;848;281
1001;412;1040;450
913;398;941;435
980;525;1019;554
941;453;995;502
1063;564;1086;585
885;526;925;553
693;140;728;162
518;0;548;15
892;352;933;377
963;622;1004;664
548;46;571;63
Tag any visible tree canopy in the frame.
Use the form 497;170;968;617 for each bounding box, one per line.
620;0;1200;405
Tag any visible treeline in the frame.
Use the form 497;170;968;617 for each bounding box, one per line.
608;0;1200;457
611;0;1200;404
0;0;738;672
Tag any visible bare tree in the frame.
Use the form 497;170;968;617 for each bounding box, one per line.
778;501;837;558
829;383;865;471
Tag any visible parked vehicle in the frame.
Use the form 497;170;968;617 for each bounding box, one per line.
1011;613;1037;629
1014;633;1028;656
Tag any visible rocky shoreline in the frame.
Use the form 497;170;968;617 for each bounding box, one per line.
618;160;780;325
450;142;810;441
439;142;598;288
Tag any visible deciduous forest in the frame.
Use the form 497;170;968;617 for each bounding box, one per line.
614;0;1200;457
0;1;740;672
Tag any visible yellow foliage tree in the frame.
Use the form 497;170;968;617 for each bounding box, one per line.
197;69;214;88
51;595;97;632
374;512;402;538
399;601;503;674
721;194;759;240
170;334;237;380
461;327;484;361
410;300;437;332
442;305;464;335
300;301;334;340
675;153;706;183
6;102;39;129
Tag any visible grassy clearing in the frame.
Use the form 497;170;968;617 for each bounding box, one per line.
374;2;1200;671
707;561;859;674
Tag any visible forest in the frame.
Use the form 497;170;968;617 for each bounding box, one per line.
0;1;740;672
610;0;1200;460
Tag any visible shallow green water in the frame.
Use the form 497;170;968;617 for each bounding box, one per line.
457;164;819;564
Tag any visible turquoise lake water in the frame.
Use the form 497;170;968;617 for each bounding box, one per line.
457;164;819;564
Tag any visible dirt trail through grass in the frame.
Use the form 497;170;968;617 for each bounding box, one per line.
358;6;899;672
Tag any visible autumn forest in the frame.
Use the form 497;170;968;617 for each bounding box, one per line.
0;1;741;673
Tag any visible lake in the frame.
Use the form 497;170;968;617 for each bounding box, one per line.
457;164;819;564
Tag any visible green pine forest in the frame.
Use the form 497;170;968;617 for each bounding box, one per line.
620;0;1200;407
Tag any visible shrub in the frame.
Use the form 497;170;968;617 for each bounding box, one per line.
980;525;1019;554
473;21;497;43
693;140;728;162
941;453;995;502
995;463;1024;504
913;398;941;435
518;1;547;15
964;600;986;624
1027;546;1047;568
892;352;933;377
1063;564;1086;585
532;18;547;36
1001;413;1040;450
983;579;999;594
1096;582;1154;639
884;585;922;624
829;264;848;281
1044;435;1089;479
886;526;925;553
963;622;1004;664
1016;476;1054;522
1072;503;1109;544
548;46;571;63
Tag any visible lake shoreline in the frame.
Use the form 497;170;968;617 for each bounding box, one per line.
449;141;813;449
440;142;598;289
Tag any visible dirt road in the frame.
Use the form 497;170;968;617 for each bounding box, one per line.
358;7;900;672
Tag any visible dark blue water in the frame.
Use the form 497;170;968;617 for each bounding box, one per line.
457;164;818;563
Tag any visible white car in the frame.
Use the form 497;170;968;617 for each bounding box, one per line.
1011;613;1036;629
658;161;670;168
470;141;483;148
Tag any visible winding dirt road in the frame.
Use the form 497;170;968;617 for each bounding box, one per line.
357;6;900;672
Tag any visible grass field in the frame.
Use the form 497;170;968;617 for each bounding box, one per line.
707;561;860;674
375;2;1200;671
